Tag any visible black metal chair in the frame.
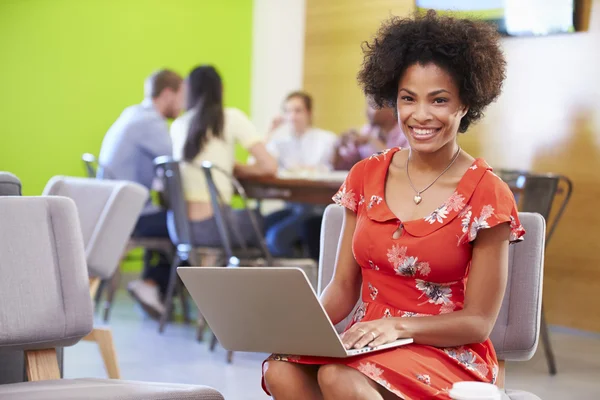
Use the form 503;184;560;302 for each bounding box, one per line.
498;169;573;376
200;161;318;363
152;157;225;335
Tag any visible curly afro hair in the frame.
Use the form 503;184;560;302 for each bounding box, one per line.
358;10;506;133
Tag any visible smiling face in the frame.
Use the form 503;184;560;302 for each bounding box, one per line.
397;63;468;154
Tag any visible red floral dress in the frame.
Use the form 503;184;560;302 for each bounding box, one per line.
262;147;525;399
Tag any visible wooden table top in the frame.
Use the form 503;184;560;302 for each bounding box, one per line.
238;173;346;205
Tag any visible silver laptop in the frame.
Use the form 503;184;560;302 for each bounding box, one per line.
178;266;413;357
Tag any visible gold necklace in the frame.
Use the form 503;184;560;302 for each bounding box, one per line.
406;147;461;205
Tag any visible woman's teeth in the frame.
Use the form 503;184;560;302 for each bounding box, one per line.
412;128;437;135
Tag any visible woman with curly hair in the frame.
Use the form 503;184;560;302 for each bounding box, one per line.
262;10;525;400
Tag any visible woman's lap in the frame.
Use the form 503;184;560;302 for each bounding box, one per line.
264;360;402;399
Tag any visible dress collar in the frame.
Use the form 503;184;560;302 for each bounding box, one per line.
364;148;491;237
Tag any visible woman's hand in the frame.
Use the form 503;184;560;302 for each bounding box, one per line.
342;319;404;349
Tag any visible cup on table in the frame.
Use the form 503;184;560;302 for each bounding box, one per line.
449;382;502;400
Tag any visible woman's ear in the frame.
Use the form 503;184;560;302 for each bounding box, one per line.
459;105;469;119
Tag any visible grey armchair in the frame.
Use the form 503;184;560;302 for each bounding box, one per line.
0;172;61;386
0;196;224;399
42;176;149;379
318;204;545;400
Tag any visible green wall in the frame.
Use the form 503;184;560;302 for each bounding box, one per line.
0;0;254;195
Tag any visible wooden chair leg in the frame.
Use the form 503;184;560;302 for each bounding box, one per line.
83;327;121;379
103;269;121;322
25;349;60;381
159;253;181;333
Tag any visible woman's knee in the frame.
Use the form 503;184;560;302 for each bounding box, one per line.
263;361;312;395
318;364;378;398
317;364;349;393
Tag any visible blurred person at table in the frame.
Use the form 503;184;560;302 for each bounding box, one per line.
170;65;277;257
263;92;336;257
266;91;337;173
98;69;184;318
333;102;409;171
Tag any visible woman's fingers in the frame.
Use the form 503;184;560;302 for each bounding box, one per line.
352;330;379;349
342;325;368;349
368;333;390;347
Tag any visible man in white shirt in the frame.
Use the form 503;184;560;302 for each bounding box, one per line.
266;92;337;172
263;92;336;257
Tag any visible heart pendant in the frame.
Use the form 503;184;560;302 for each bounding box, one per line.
414;194;422;205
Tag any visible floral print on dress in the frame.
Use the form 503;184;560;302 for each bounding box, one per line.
368;282;378;301
358;194;365;207
268;354;301;362
416;374;431;385
510;215;525;242
383;309;392;318
398;311;429;318
468;205;494;242
460;209;472;234
387;245;431;277
416;280;454;309
445;192;466;212
351;302;367;324
368;195;383;210
439;302;457;314
444;347;490;380
368;260;380;271
424;205;449;224
396;256;431;277
387;244;407;266
333;185;357;212
357;362;406;398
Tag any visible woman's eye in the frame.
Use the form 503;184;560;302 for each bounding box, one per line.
400;96;413;102
433;98;448;104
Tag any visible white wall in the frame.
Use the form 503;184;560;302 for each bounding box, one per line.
250;0;306;135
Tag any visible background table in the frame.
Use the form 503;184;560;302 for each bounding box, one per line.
238;173;346;205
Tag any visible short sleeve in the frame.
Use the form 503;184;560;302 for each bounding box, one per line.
463;172;525;244
226;108;263;149
332;159;367;213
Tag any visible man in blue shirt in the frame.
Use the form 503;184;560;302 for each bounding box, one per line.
98;69;184;317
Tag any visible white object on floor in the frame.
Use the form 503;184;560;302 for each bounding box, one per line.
449;382;501;400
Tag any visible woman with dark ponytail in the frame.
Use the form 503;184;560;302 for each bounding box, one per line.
170;65;277;247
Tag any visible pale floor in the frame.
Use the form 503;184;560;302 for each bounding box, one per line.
65;293;600;400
